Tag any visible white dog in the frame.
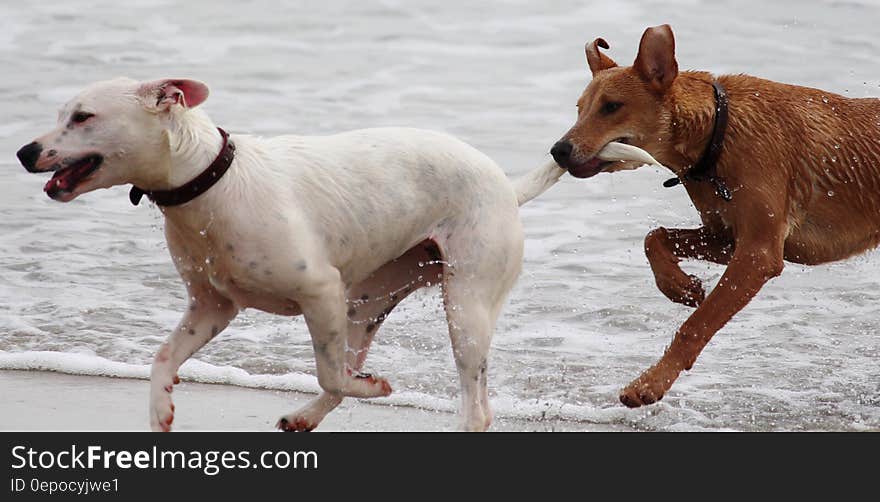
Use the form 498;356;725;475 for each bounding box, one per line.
17;77;567;431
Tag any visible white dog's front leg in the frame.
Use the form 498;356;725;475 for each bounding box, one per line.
299;272;392;401
150;291;237;432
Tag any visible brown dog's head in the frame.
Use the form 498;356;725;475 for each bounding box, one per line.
551;24;679;178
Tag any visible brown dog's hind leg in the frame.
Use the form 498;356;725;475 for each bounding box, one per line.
644;226;733;307
622;224;784;408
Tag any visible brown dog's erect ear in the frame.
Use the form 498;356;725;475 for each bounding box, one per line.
585;37;618;76
138;79;210;112
633;24;678;92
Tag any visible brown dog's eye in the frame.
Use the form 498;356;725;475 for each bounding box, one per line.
71;111;95;124
600;101;623;115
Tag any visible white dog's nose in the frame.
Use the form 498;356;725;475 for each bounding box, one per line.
17;141;43;172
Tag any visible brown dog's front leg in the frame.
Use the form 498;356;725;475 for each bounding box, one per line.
622;230;784;408
644;226;733;307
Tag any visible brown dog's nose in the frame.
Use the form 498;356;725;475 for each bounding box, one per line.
550;140;573;165
17;142;43;172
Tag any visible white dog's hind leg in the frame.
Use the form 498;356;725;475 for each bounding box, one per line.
278;241;443;431
298;267;395;401
150;288;238;432
443;289;496;432
441;217;523;431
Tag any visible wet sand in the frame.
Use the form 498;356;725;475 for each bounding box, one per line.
0;370;622;431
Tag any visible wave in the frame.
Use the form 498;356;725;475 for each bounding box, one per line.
0;349;676;427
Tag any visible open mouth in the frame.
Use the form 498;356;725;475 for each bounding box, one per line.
44;154;103;199
567;137;629;179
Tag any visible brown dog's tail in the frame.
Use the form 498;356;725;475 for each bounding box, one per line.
513;159;565;206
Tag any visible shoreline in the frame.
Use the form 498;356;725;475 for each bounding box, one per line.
1;370;618;432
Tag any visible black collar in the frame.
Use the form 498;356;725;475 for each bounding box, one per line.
663;81;732;201
130;127;236;206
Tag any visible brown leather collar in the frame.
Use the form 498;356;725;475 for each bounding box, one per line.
664;81;732;201
130;127;235;206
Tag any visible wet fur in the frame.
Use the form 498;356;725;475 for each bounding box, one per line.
555;25;880;407
19;77;562;431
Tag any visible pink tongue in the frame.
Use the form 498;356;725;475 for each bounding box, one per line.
45;170;73;192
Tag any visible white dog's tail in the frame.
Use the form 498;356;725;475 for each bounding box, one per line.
513;143;666;206
514;159;566;206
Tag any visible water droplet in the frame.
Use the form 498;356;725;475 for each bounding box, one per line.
827;190;835;197
822;97;829;104
754;92;760;97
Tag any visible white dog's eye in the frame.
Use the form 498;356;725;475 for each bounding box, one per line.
71;111;95;124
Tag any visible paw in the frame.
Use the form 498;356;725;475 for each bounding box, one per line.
150;378;176;432
619;380;665;408
150;388;175;432
618;364;680;408
460;412;490;432
344;369;393;398
277;416;316;432
655;271;705;307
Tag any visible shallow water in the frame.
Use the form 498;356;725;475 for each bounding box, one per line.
1;0;878;430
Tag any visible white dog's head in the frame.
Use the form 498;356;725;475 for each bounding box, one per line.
16;77;210;202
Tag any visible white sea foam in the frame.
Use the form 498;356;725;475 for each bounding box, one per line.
0;350;638;427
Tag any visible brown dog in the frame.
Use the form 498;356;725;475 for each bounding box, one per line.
551;24;880;408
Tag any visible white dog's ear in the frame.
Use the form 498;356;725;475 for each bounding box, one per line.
138;79;210;112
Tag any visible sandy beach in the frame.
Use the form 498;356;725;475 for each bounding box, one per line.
1;370;624;432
